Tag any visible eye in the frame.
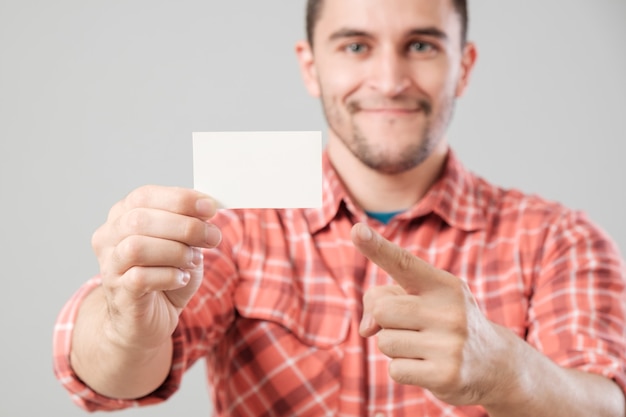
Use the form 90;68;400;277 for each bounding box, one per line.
408;41;434;53
345;42;368;54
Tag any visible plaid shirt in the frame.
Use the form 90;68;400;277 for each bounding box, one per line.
53;149;626;416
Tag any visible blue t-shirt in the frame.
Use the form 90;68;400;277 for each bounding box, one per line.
365;210;404;225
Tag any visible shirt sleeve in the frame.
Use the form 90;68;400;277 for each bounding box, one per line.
527;208;626;393
52;210;243;412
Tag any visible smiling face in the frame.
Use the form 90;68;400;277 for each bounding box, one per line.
297;0;477;175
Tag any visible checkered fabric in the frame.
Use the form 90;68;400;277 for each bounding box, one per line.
53;149;626;416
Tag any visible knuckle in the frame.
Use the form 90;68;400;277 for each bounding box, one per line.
388;360;402;381
123;267;149;294
376;331;388;350
388;360;414;385
127;185;154;208
450;277;468;296
106;199;124;221
452;314;469;338
365;286;394;306
440;306;468;335
394;249;414;273
118;235;144;264
376;331;396;356
181;218;199;242
91;225;106;253
98;248;119;278
371;300;387;323
362;286;379;307
371;293;396;323
124;208;149;234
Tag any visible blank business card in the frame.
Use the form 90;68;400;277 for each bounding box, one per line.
192;131;323;209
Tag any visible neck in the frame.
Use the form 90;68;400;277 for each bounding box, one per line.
327;134;449;213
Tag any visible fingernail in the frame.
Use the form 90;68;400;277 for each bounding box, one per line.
360;313;374;333
196;198;215;217
206;225;222;247
191;248;203;267
180;270;191;285
357;224;373;241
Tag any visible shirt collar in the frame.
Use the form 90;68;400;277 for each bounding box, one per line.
305;148;487;234
304;152;350;234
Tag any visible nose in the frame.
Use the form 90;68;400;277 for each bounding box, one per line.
366;47;411;97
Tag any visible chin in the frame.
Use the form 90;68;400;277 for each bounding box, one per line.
355;147;428;175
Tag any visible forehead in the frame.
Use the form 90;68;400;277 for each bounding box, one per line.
315;0;460;40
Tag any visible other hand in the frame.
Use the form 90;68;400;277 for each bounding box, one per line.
352;223;514;406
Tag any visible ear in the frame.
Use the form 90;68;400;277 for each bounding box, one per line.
295;40;321;98
455;41;478;98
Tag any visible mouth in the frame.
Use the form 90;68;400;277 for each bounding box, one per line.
356;107;423;117
348;98;430;116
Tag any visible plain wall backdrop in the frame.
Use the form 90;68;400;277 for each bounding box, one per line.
1;1;625;416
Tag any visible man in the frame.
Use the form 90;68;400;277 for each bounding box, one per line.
53;0;626;415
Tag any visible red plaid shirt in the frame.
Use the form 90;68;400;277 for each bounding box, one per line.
53;149;626;416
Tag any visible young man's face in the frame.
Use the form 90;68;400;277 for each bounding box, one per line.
297;0;476;175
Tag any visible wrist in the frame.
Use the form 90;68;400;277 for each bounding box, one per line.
71;287;174;399
480;324;535;412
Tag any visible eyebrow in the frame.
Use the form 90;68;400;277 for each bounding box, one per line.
328;26;449;43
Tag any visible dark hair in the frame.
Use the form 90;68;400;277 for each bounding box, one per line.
306;0;468;46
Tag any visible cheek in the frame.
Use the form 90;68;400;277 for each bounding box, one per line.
317;63;364;102
410;59;459;97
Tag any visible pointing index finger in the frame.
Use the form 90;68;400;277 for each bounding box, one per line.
351;223;450;294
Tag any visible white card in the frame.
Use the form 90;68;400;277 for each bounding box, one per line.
192;131;323;209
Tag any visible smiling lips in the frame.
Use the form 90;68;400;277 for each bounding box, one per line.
349;98;431;116
356;105;425;119
359;107;421;114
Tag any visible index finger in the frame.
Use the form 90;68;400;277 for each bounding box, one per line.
108;185;217;222
351;223;452;294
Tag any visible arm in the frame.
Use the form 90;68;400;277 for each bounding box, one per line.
484;327;625;417
70;286;174;399
487;209;626;416
353;222;626;416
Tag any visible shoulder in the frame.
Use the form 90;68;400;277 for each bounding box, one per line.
470;171;574;229
470;173;621;260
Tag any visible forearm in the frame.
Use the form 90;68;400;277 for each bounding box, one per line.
70;286;174;400
485;325;625;417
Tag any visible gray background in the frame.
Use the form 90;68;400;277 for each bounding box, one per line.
1;1;625;416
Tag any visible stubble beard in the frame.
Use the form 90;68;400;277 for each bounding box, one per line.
323;94;456;175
